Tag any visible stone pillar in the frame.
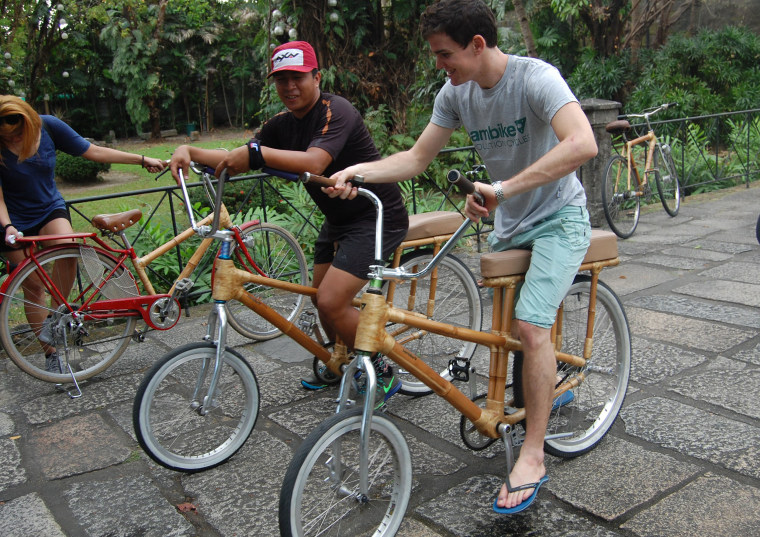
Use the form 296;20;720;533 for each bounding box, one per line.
580;99;622;227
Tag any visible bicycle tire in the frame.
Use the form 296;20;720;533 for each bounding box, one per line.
602;155;640;239
279;408;412;537
389;249;482;396
0;245;138;383
513;275;630;458
654;143;680;216
224;221;309;341
133;342;260;472
756;214;760;245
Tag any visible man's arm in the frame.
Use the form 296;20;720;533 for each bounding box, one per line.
214;145;333;177
326;122;455;198
466;101;597;220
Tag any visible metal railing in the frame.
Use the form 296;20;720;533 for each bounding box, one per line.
618;108;760;193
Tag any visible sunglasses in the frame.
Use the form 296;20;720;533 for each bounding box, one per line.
0;114;22;127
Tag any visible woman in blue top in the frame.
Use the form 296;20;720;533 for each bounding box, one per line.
0;95;166;373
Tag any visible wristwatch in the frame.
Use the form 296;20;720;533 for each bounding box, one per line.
493;181;505;204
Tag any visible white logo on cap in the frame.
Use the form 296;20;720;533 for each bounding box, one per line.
272;48;304;70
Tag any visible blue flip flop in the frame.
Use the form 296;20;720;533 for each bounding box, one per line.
493;475;549;514
552;390;574;410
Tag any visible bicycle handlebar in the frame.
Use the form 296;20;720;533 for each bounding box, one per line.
621;102;678;120
447;169;485;207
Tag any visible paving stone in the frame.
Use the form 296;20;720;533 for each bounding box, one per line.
666;356;760;419
632;253;712;270
602;264;679;296
183;429;289;536
733;342;760;365
0;436;26;491
20;373;143;425
659;245;734;261
26;414;132;480
547;437;700;520
626;294;760;329
622;397;760;479
625;307;755;352
0;411;13;435
64;474;193;536
675;279;760;307
628;338;708;386
621;473;760;537
0;493;66;537
415;474;622;536
697;260;760;284
682;238;754;255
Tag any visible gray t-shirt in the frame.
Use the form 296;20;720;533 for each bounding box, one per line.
431;55;586;240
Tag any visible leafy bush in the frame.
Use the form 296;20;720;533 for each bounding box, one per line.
55;151;111;184
626;26;760;118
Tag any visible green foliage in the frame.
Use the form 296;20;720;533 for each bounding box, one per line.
567;49;634;101
55;151;110;184
626;27;760;118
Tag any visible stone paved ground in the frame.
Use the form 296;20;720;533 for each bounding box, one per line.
1;184;760;536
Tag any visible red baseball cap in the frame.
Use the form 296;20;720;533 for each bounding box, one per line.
267;41;319;78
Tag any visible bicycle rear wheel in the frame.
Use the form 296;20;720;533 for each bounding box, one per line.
279;408;412;536
133;342;260;471
514;275;630;458
654;143;680;216
0;245;138;383
602;155;640;239
388;249;482;396
224;222;309;341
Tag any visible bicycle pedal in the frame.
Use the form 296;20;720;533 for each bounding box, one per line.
297;310;318;335
448;357;471;382
174;278;194;294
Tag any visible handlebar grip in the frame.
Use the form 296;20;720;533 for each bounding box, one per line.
299;172;337;187
7;231;23;245
448;169;485;207
664;102;678;109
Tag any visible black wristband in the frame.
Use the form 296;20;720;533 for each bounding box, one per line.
247;139;265;171
2;223;12;237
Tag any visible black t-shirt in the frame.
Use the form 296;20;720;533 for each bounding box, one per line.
258;92;408;228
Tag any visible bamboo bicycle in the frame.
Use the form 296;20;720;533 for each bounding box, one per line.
132;167;483;471
602;102;681;238
0;164;308;396
278;171;631;536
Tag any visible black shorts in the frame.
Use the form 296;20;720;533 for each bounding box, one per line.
0;208;71;253
314;219;408;280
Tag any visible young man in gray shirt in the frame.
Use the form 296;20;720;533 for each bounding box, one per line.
328;0;597;514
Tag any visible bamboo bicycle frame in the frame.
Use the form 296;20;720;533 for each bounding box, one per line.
622;129;658;195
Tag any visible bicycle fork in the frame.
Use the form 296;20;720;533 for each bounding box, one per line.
191;302;228;415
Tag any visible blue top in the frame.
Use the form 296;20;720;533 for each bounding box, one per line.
0;115;90;230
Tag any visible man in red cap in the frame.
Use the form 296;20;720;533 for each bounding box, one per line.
169;41;408;403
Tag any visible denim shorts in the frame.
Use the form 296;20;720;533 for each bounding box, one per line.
487;205;591;329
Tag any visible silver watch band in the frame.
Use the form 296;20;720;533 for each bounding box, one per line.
493;181;505;203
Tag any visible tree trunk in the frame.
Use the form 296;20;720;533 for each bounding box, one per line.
512;0;538;58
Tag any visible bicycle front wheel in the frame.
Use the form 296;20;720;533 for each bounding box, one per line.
224;222;309;341
279;409;412;537
133;342;260;471
654;143;680;216
602;155;640;239
389;250;482;396
0;245;138;383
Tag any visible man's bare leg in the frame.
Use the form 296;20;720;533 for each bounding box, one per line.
496;320;555;510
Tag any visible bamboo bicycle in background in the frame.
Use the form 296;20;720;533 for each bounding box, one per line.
132;166;482;471
602;102;681;238
278;170;631;536
0;164;308;396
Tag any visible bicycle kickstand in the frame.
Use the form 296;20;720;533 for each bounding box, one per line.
55;340;82;399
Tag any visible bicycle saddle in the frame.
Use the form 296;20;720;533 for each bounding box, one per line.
91;209;144;233
480;229;618;280
605;119;631;135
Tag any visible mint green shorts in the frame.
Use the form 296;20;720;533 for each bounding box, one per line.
487;205;591;329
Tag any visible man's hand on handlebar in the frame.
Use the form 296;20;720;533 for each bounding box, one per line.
214;146;250;177
324;168;360;200
464;182;497;222
168;145;193;185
